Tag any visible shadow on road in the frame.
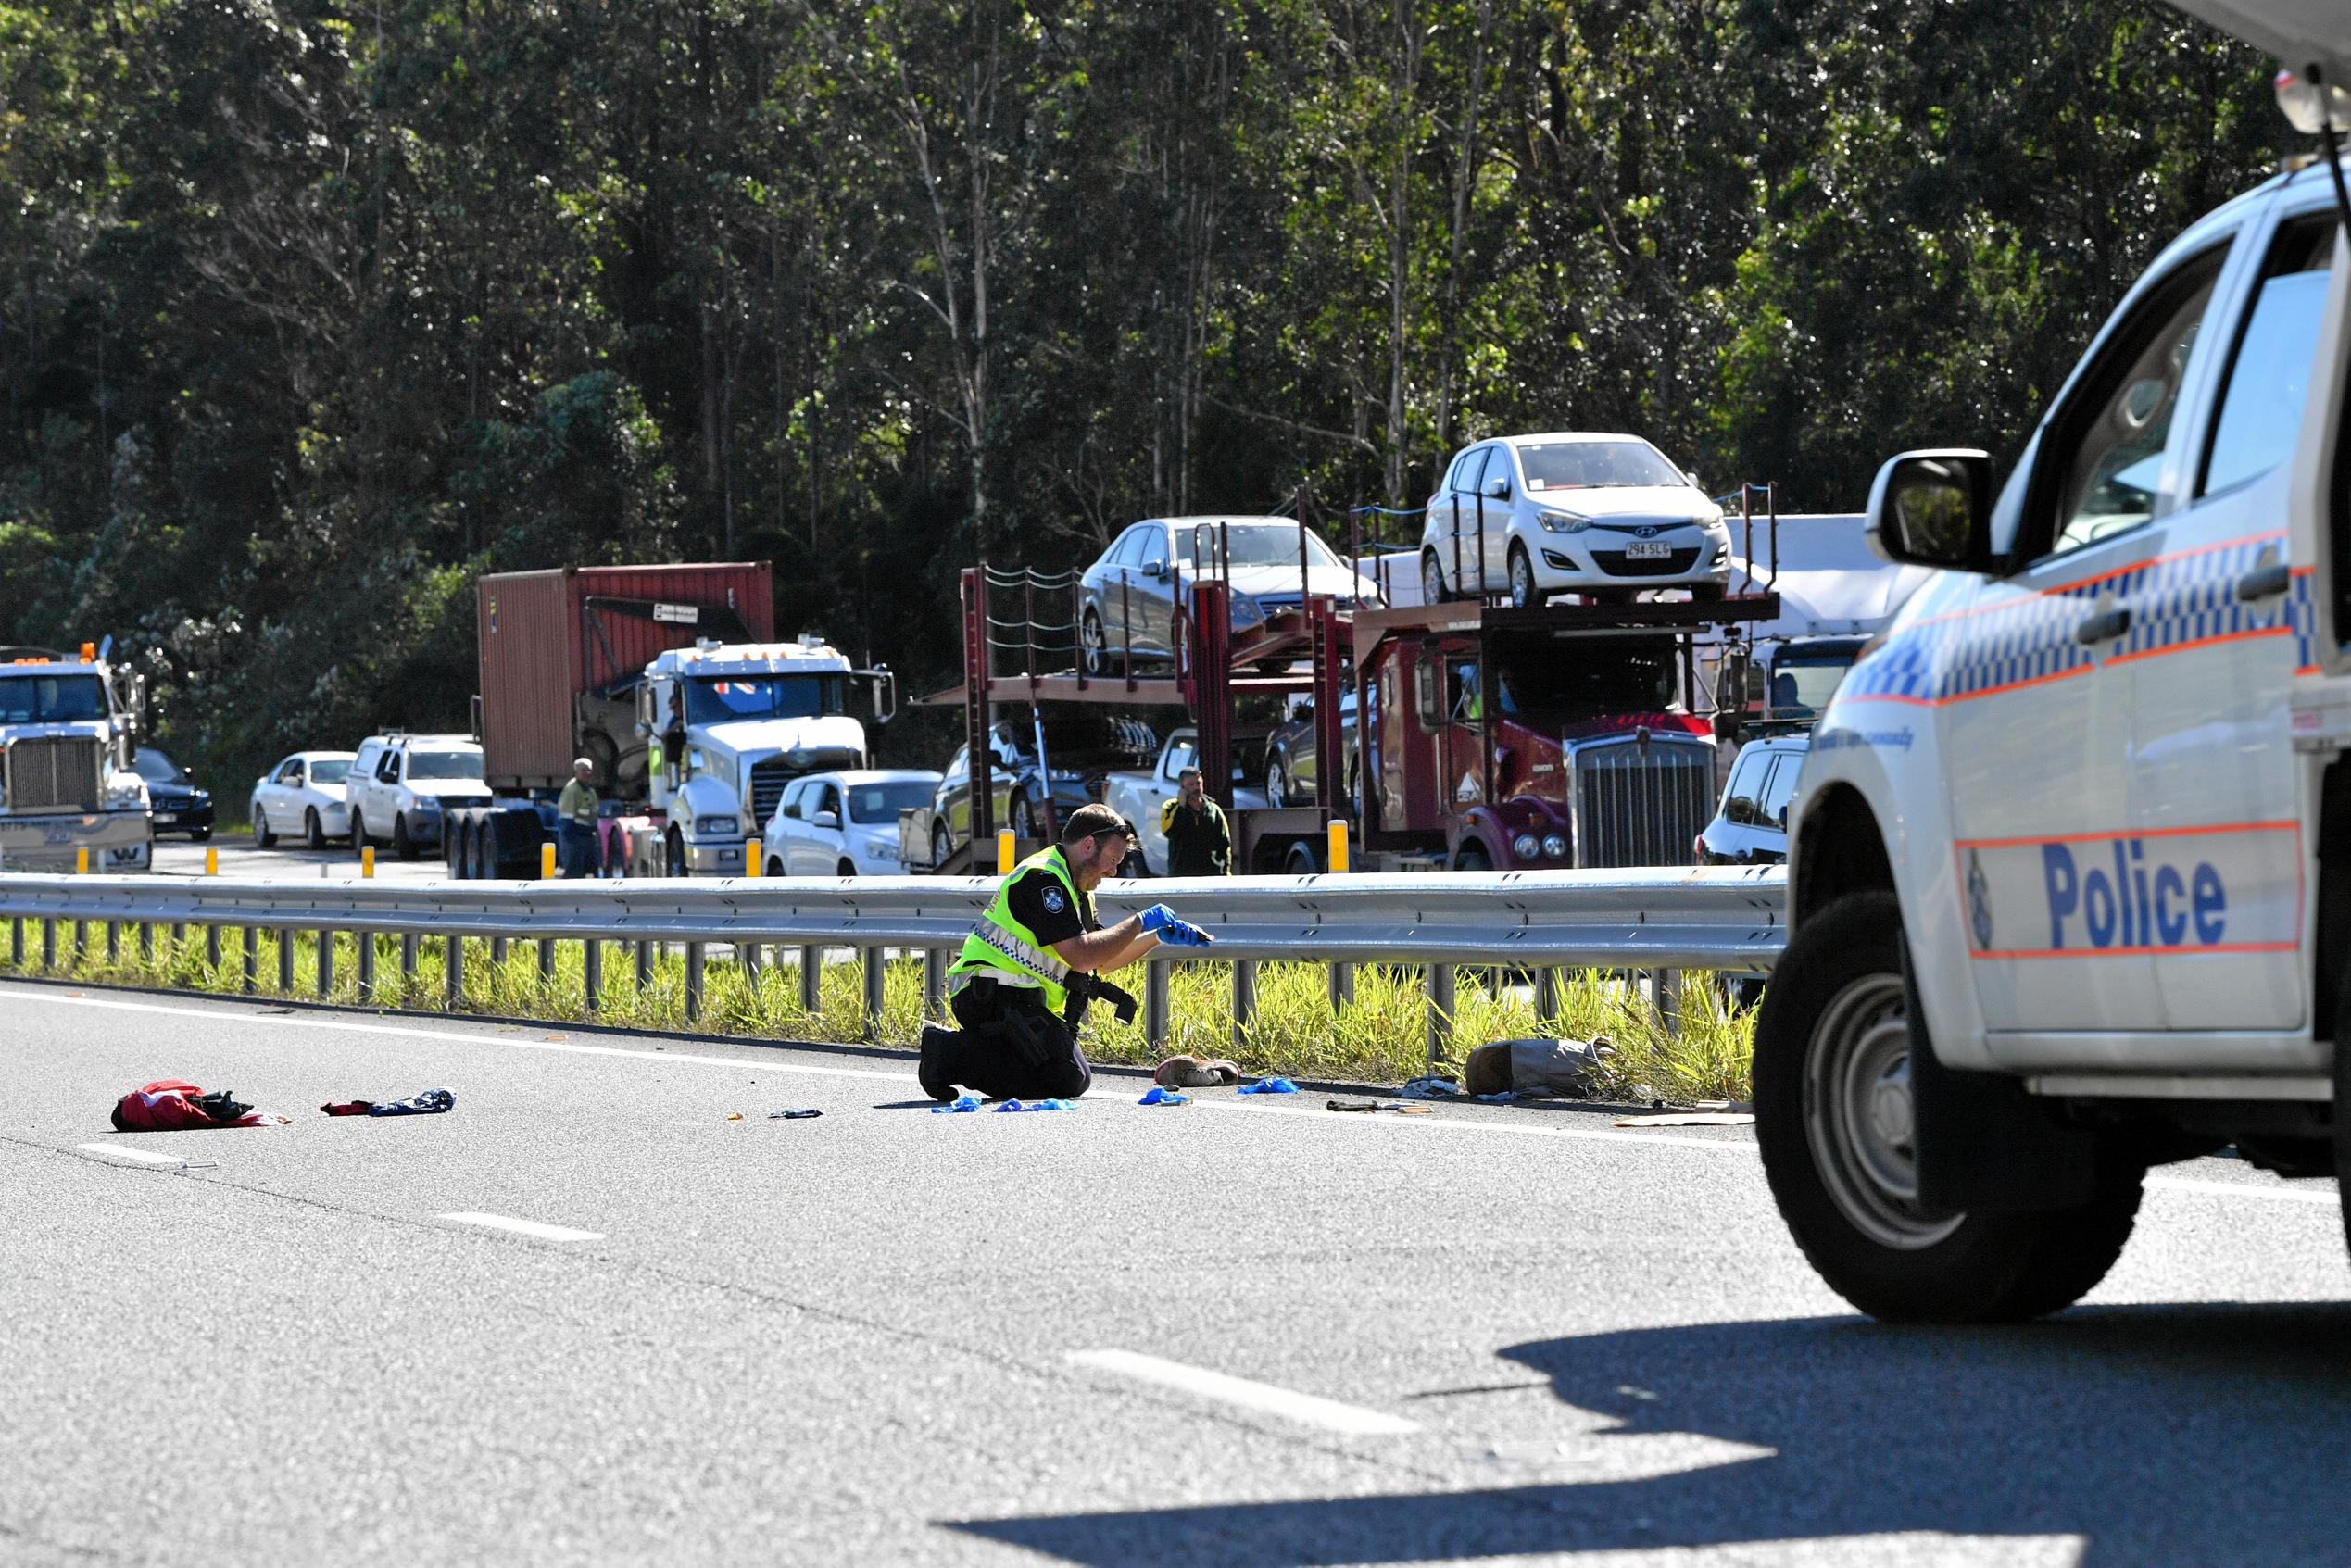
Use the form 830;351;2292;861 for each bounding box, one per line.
950;1302;2351;1564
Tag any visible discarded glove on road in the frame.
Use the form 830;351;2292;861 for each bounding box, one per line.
1396;1074;1465;1099
1326;1098;1431;1115
769;1108;823;1120
321;1087;455;1118
1154;1055;1240;1088
993;1098;1077;1112
1137;1085;1190;1106
112;1080;290;1132
1237;1075;1299;1095
932;1094;986;1114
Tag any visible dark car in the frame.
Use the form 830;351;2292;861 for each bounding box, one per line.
133;747;214;840
1695;734;1805;866
1262;689;1360;809
1078;517;1382;675
924;722;1107;866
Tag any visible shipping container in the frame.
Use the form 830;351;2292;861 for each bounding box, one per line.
476;563;775;794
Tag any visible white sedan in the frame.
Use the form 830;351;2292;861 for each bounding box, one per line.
762;769;942;877
250;750;357;850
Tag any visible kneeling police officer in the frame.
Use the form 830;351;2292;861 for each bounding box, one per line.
920;802;1212;1102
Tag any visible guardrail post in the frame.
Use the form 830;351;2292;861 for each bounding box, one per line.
318;930;334;998
71;917;85;965
1328;961;1354;1011
242;927;257;994
204;921;220;972
10;918;21;966
583;939;602;1014
1533;965;1558;1024
137;921;151;962
1425;962;1455;1065
358;929;376;1000
1232;959;1257;1052
1655;968;1681;1037
1145;959;1170;1051
923;947;947;1019
537;936;556;989
799;945;822;1014
685;942;705;1022
400;932;419;990
861;946;885;1039
277;928;294;993
446;935;465;1009
40;917;55;972
741;938;762;987
491;935;509;967
105;920;119;964
634;940;653;992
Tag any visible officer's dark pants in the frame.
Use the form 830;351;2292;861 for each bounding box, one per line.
940;977;1094;1100
558;822;600;879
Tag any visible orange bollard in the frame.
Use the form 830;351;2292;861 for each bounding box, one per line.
360;846;375;879
541;841;558;880
1326;819;1350;873
205;846;218;875
76;847;89;874
997;828;1016;872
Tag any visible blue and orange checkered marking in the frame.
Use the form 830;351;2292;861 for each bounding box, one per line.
1840;530;2309;709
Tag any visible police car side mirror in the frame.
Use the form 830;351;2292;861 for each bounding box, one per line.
1867;448;1995;572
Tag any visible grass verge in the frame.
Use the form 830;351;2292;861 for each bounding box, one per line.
3;918;1755;1101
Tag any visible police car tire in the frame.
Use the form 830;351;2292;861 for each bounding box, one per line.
1755;889;2142;1323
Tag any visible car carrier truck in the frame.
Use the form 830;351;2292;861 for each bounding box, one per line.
0;640;152;872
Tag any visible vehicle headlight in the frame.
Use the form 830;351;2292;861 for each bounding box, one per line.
1537;510;1590;533
413;796;442;811
1511;832;1540;860
1541;833;1569;859
694;814;740;837
106;776;147;809
1229;595;1265;628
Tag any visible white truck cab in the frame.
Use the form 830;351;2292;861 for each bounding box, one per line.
1756;4;2351;1321
636;634;891;877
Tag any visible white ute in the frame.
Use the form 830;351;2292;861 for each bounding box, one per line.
1755;0;2351;1320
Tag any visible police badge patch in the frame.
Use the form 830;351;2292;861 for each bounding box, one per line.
1041;884;1066;915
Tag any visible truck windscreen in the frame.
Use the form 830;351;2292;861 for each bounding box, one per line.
1493;641;1678;720
0;674;107;723
687;674;846;724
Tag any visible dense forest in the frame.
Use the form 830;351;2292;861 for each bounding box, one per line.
0;0;2291;797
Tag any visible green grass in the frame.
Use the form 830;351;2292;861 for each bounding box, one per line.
3;917;1755;1100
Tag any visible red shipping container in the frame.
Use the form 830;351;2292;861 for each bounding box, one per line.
476;563;775;791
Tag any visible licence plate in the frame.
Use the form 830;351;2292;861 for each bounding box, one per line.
156;812;179;824
1625;540;1673;560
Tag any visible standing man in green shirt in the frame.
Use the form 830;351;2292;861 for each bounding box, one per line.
1161;766;1230;877
555;757;601;878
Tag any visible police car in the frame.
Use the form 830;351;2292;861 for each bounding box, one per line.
1755;0;2351;1322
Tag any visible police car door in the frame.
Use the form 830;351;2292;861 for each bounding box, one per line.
1949;240;2240;1033
2126;208;2339;1031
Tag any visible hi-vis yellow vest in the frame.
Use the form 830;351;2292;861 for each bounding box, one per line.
949;845;1081;1011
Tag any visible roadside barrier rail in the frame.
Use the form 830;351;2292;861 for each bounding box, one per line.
0;867;1786;1058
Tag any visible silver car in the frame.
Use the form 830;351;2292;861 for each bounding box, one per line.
1078;516;1382;675
1418;433;1733;607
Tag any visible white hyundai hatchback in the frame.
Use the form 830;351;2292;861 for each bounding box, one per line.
1419;432;1733;607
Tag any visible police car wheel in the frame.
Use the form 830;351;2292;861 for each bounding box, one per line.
255;809;274;849
305;809;325;851
1755;888;2142;1323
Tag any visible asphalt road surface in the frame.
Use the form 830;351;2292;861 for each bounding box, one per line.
6;982;2349;1567
152;834;454;884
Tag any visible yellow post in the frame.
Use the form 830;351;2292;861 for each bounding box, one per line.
746;847;761;878
997;828;1016;872
360;846;375;879
1326;819;1350;874
76;847;88;874
540;841;557;880
205;846;218;876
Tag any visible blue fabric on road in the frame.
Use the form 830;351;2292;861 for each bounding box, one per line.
1238;1076;1299;1095
367;1087;454;1117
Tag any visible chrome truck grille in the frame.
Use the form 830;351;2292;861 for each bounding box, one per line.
748;758;794;825
6;734;102;811
1569;734;1716;868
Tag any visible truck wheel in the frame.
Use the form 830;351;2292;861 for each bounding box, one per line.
1453;843;1490;872
448;819;471;879
255;809;275;849
392;815;418;860
304;809;325;851
1284;842;1322;875
665;829;687;879
1754;888;2142;1323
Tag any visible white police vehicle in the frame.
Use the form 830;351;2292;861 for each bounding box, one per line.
1756;1;2351;1321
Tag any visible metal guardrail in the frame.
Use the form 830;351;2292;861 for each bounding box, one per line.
0;867;1787;1057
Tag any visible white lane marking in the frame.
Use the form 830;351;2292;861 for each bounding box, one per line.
438;1211;605;1242
77;1142;186;1167
2146;1174;2338;1208
1068;1349;1421;1436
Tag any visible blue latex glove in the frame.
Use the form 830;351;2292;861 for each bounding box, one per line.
1238;1075;1299;1095
1139;904;1213;947
1138;1085;1189;1107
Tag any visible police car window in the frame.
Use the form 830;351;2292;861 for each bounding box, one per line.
1758;753;1803;828
2199;219;2335;498
2043;247;2226;559
1721;751;1769;825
